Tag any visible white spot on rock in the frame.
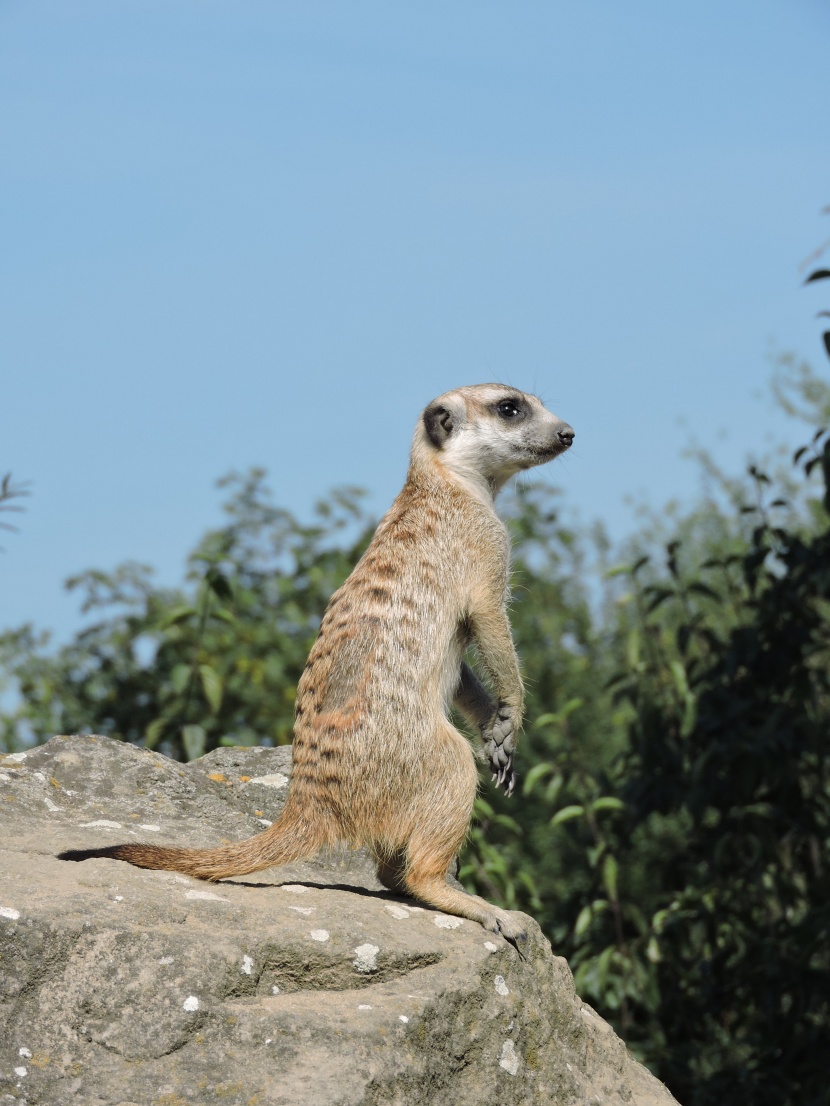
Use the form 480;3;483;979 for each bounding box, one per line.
281;884;308;894
18;1048;31;1059
5;751;27;762
79;819;122;829
0;907;21;921
433;914;463;929
353;943;380;973
44;797;61;812
159;956;174;965
566;1063;573;1072
257;818;273;826
357;1004;372;1010
398;1015;409;1023
138;823;161;832
384;904;411;920
182;996;200;1012
580;1007;594;1018
309;929;330;942
241;955;254;975
499;1040;519;1076
494;975;510;996
113;896;124;902
13;1067;27;1078
0;772;12;783
271;985;280;995
184;890;229;902
248;773;289;789
289;905;315;915
484;941;499;952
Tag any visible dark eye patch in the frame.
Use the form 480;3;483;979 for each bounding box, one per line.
495;397;526;420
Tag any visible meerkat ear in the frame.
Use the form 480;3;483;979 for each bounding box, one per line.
423;403;456;448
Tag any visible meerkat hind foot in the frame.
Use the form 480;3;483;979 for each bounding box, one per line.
463;901;529;959
490;908;530;957
403;869;528;953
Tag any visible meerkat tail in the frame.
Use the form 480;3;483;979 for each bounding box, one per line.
59;807;326;882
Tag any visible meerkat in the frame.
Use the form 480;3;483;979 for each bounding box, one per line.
61;384;574;942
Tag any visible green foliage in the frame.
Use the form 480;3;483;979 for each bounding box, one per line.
0;472;29;550
462;431;830;1105
3;395;830;1104
803;245;830;363
0;471;372;759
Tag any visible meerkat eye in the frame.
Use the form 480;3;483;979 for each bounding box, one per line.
496;399;521;419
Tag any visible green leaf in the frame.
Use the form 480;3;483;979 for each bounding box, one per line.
602;854;619;900
688;582;719;600
182;724;206;761
669;660;691;700
604;563;634;579
523;762;556;793
651;908;669;933
592;796;624;814
551;804;585;826
206;570;234;602
544;775;564;803
625;629;641;670
144;717;166;750
171;663;192;694
595;945;616;990
645;587;674;613
533;712;559;729
199;664;223;713
209;607;236;624
493;813;522;833
159;605;197;629
574;904;593;938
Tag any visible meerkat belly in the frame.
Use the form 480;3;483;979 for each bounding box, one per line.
294;604;461;773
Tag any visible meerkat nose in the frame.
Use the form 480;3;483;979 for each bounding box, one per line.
557;425;575;448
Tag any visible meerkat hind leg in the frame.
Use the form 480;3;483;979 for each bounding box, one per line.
402;839;528;950
375;847;409;895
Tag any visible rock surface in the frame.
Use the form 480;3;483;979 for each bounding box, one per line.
0;735;678;1106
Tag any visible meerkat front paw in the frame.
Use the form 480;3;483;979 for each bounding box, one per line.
482;706;518;796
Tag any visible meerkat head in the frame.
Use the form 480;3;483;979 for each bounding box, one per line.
415;384;574;496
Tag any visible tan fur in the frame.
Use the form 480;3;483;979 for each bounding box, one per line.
62;385;574;940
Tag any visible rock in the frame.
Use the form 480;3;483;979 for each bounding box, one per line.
0;735;678;1106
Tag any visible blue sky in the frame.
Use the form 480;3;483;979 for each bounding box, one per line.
2;0;829;643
